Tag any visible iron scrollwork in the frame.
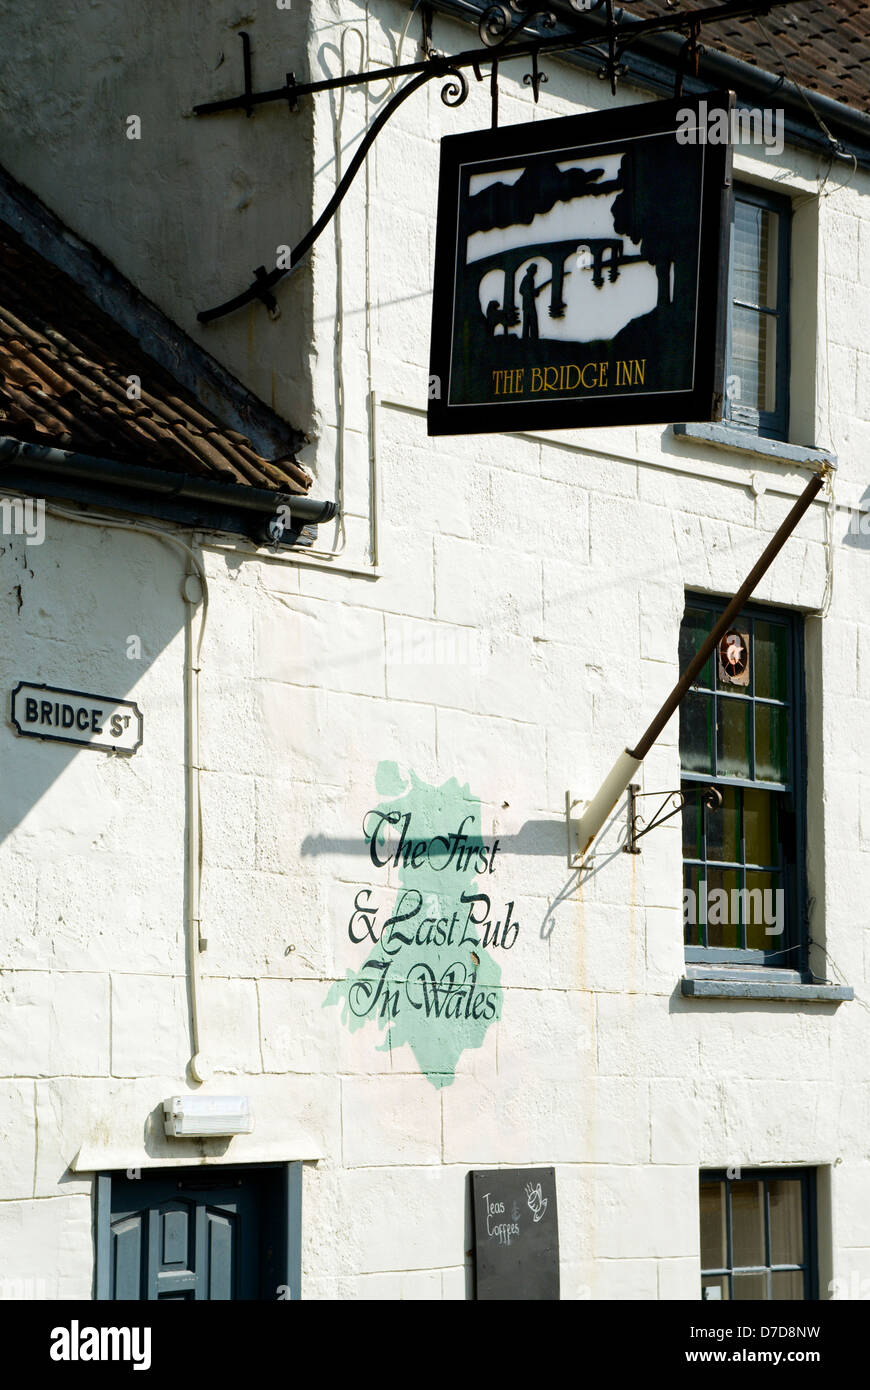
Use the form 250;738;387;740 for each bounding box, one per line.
523;49;549;100
193;0;803;323
624;783;722;854
479;0;608;46
479;3;558;48
440;67;470;106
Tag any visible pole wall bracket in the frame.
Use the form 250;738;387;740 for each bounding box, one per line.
625;782;722;854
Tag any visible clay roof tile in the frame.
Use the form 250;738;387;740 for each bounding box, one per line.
631;0;870;115
0;226;312;495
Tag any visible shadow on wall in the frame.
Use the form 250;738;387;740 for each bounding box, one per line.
0;521;187;856
300;817;571;863
301;794;632;944
841;485;870;551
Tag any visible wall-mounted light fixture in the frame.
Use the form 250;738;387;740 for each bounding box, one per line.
163;1095;254;1138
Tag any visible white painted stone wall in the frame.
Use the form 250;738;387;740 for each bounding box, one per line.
0;0;869;1300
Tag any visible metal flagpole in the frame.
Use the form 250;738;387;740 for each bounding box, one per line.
573;460;834;859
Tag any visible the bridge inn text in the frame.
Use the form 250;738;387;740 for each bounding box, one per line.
491;358;648;395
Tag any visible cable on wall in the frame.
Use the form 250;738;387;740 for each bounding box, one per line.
328;26;368;559
44;503;211;1082
303;20;379;570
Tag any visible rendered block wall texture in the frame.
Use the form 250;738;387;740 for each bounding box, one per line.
0;0;868;1300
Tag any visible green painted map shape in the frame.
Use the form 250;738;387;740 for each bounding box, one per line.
326;765;503;1088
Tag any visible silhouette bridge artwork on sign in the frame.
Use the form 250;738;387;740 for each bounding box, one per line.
432;99;722;431
481;236;628;338
453;141;701;390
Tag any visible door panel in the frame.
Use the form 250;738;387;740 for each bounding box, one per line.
109;1172;261;1301
96;1163;301;1301
111;1216;144;1301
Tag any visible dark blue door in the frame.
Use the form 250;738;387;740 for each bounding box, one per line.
97;1164;301;1301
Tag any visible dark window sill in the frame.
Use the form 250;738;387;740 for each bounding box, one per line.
673;423;837;469
681;972;853;1003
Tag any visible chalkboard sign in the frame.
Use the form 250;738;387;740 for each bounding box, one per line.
471;1167;559;1300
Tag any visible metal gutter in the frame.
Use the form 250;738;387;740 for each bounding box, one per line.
0;437;337;524
621;22;870;163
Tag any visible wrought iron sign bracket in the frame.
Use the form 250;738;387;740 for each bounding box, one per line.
421;2;438;60
192;0;801;324
624;782;722;854
674;17;705;99
524;46;548;101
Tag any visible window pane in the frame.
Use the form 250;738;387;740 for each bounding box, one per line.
684;864;704;947
733;202;779;309
680;607;714;689
681;598;798;962
717;697;751;778
743;788;776;866
731;306;777;415
733;1272;768;1299
770;1270;805;1300
755;703;789;783
700;1181;727;1270
682;785;702;859
705;867;740;949
754;621;788;701
769;1180;804;1267
731;1180;765;1267
762;211;779;307
744;870;780;950
699;1170;813;1306
705;784;739;863
761;313;778;416
681;692;714;774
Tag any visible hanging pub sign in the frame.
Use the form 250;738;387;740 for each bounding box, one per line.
428;92;734;436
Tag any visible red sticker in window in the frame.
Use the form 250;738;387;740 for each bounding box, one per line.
718;629;750;686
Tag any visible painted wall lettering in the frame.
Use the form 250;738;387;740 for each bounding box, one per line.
326;764;517;1088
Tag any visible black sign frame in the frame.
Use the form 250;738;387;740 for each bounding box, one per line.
428;92;734;436
471;1167;560;1300
9;681;144;754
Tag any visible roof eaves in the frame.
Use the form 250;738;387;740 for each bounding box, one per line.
0;435;336;525
619;19;870;167
0;164;307;463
